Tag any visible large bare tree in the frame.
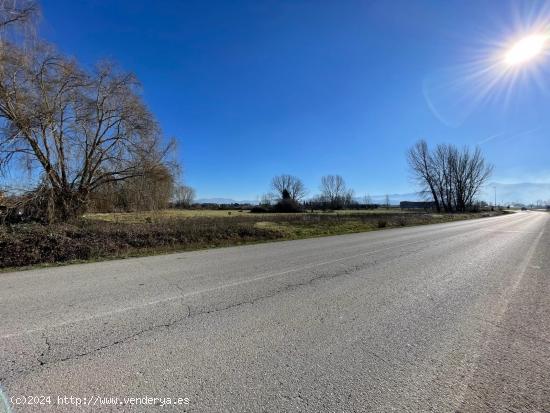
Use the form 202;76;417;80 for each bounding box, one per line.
450;146;493;212
0;42;174;220
407;140;493;212
271;174;307;202
407;139;441;212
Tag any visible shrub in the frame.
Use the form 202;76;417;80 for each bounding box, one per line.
272;198;302;213
0;218;282;268
250;205;271;213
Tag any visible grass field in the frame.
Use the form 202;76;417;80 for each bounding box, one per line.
84;209;252;222
1;209;504;270
84;208;412;223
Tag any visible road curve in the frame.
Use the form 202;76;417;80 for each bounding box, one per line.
1;211;549;412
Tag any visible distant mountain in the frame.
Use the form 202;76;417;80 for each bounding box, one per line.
369;183;550;205
197;194;425;206
195;198;258;205
366;183;550;205
359;193;423;205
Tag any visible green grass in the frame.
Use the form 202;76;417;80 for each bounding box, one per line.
251;211;491;239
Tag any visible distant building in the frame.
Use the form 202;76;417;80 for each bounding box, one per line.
400;201;436;210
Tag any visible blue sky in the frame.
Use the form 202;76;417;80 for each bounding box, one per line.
40;0;550;201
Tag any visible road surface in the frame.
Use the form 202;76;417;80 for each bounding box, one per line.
1;211;549;412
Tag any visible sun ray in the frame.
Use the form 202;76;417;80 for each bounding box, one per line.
423;2;550;127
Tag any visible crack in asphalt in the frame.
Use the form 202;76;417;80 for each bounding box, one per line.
7;247;422;379
4;222;528;382
37;301;192;369
186;249;398;318
38;332;52;366
1;230;504;380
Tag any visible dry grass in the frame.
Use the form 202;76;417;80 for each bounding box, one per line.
84;208;412;224
1;210;504;270
83;209;251;223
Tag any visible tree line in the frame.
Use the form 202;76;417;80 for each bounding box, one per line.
264;139;494;213
260;174;362;212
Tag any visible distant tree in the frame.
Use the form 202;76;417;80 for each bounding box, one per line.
271;174;307;202
407;140;493;212
273;197;301;213
281;188;291;200
407;140;441;212
260;193;275;206
364;194;372;205
319;175;354;209
173;185;196;209
272;186;301;212
345;189;355;208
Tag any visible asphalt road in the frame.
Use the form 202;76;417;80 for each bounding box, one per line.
1;211;549;412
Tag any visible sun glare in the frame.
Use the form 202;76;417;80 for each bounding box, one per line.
504;34;549;66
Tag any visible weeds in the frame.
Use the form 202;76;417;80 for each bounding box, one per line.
0;211;503;269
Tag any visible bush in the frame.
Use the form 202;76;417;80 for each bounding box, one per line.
0;218;282;268
272;198;302;213
0;224;95;267
250;205;271;213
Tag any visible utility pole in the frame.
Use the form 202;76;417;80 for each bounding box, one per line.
494;186;497;208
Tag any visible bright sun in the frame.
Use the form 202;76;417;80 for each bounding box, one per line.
504;34;549;66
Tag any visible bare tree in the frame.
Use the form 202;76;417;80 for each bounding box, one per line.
119;165;175;211
345;188;355;208
0;0;37;31
260;193;274;206
0;42;174;220
407;140;493;212
450;146;493;212
173;184;196;209
271;174;307;202
93;165;175;212
320;175;344;202
407;140;441;212
432;144;453;212
319;175;353;209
